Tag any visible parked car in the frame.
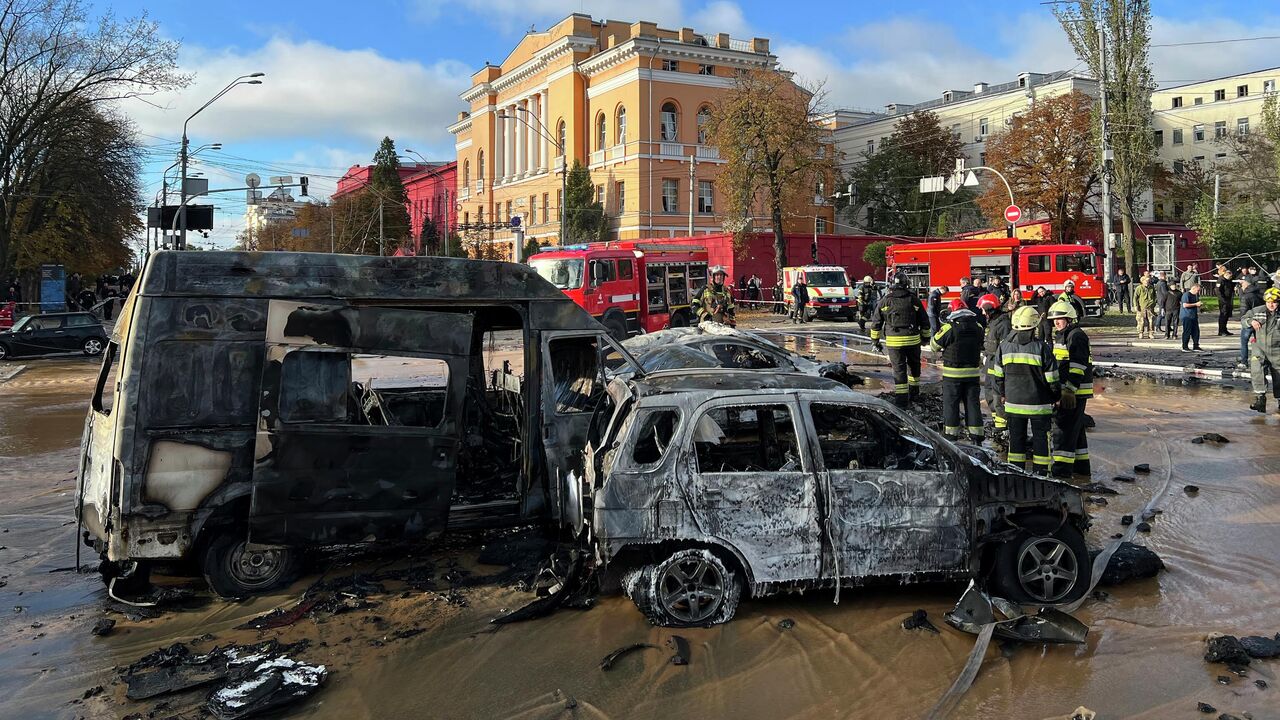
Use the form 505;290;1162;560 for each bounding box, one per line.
0;311;106;361
578;370;1091;626
621;324;862;386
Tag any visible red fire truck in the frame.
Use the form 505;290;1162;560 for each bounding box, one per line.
886;238;1108;316
528;243;709;337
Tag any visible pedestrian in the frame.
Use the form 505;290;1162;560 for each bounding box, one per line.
958;277;975;309
1034;286;1054;339
1161;279;1182;339
1112;267;1132;313
1215;265;1235;336
748;274;761;308
1180;283;1203;352
969;277;987;310
1155;271;1171;330
698;266;736;326
991;305;1059;476
1238;276;1265;369
871;274;930;407
931;298;985;444
1133;273;1157;339
1048;300;1093;478
927;285;945;335
791;275;810;323
1181;263;1200;292
66;272;82;309
979;293;1011;437
1246;288;1280;413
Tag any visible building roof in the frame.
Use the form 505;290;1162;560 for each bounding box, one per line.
839;70;1089;129
1155;65;1280;92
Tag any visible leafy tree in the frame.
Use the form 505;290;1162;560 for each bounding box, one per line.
0;0;187;278
521;237;542;262
366;137;412;248
1151;158;1214;221
863;240;892;269
1189;199;1280;260
977;91;1100;243
1056;0;1157;273
846;110;984;237
562;160;607;243
706;68;837;281
419;216;440;254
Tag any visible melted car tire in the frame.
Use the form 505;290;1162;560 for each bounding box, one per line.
991;517;1091;605
625;548;742;627
202;530;299;599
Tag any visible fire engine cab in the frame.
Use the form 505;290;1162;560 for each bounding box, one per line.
528;243;709;337
887;238;1107;316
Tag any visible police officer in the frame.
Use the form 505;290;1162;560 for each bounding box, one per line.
991;306;1059;476
856;275;878;330
1047;300;1094;478
699;266;736;326
871;274;930;407
931;298;985;443
1247;287;1280;413
979;293;1011;437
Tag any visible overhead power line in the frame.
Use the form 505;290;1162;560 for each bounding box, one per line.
1151;35;1280;48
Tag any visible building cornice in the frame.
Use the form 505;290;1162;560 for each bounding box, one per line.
448;116;473;135
579;37;775;77
461;83;493;103
488;35;596;95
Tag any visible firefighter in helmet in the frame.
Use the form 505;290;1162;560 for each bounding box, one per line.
699;265;736;326
856;275;878;330
979;293;1011;437
1047;299;1094;478
1247;287;1280;412
871;273;930;407
990;305;1059;476
931;297;985;443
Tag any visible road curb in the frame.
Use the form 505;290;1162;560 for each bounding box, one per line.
0;364;27;383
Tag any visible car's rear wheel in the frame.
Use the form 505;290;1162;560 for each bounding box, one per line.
625;548;742;627
991;517;1091;605
202;530;298;598
0;342;8;361
82;337;104;356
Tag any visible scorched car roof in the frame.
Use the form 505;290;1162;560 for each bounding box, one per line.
630;369;854;397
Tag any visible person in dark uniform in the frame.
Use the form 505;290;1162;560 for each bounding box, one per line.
927;285;945;335
1034;286;1054;340
991;305;1059;476
1112;267;1132;313
931;298;985;443
792;277;810;323
1215;266;1235;336
980;293;1012;437
871;274;930;407
1048;300;1094;478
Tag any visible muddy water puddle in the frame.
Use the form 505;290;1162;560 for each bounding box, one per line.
1;354;1279;718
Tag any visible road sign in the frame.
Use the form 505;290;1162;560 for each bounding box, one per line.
510;215;522;228
919;176;945;193
1004;205;1022;224
245;173;261;188
269;175;293;186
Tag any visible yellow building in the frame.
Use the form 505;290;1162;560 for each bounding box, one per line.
447;14;833;256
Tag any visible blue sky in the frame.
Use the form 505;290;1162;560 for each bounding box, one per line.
95;0;1280;248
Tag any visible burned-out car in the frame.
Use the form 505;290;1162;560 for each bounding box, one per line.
578;371;1090;626
78;251;636;598
621;324;862;386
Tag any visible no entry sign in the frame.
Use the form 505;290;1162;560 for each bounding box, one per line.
1004;205;1022;224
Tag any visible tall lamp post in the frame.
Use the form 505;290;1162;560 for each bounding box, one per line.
497;108;567;242
179;73;263;248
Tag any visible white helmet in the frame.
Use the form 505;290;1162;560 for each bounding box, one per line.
710;265;727;278
863;275;873;283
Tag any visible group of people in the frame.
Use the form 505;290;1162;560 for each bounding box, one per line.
1;270;135;322
870;274;1093;478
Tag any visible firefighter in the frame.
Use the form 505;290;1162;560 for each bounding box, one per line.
1247;287;1280;413
856;276;878;330
979;293;1011;436
931;298;985;443
698;266;736;326
871;274;930;407
1048;300;1094;478
1058;279;1087;322
991;306;1059;476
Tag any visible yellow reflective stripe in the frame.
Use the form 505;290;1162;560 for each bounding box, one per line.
941;366;981;378
1076;451;1090;459
908;376;920;386
885;335;922;347
933;325;952;342
967;426;984;435
870;330;881;339
993;416;1007;428
1052;454;1076;463
1070;362;1088;372
944;425;960;434
1076;388;1094;397
988;366;1005;377
1005;402;1053;415
1003;352;1043;365
894;385;909;394
1032;456;1052;466
1044;370;1060;383
1006;452;1027;462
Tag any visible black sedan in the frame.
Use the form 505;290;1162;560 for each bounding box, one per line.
0;312;107;361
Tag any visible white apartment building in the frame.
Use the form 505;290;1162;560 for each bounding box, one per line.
244;187;307;232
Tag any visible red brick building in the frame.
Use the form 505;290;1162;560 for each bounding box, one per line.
334;161;458;255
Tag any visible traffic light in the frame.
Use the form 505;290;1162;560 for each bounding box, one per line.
300;176;309;197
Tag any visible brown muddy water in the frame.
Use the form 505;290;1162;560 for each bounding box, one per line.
1;348;1278;720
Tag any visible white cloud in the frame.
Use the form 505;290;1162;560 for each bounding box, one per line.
1149;17;1280;87
411;0;685;35
690;1;752;39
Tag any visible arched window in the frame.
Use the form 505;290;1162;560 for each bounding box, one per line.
463;160;470;185
477;150;485;180
616;106;627;145
660;102;679;142
596;113;607;150
697;106;711;144
557;120;566;155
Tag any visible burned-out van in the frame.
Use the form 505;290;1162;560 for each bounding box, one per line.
77;251;635;597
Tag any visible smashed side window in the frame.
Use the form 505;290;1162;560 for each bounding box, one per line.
694;404;799;473
550;337;601;414
705;343;779;369
92;341;120;416
631;409;680;467
279;351;349;423
277;351;450;427
810;403;885;470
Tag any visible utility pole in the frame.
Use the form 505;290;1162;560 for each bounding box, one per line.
330;208;336;253
378;203;385;256
688;154;697;236
1213;173;1221;217
1097;15;1115;279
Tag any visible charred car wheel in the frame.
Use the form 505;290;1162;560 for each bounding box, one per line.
669;309;690;328
625;548;742;627
0;342;8;361
992;519;1090;604
82;337;104;356
202;531;298;598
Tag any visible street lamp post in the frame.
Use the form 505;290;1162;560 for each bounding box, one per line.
498;109;567;243
179;73;263;249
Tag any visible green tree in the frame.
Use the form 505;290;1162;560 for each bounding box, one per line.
863;240;892;269
846;110;984;237
1189;199;1280;260
367;137;412;249
521;237;542;262
419;216;440;254
1056;0;1157;274
563;160;607;243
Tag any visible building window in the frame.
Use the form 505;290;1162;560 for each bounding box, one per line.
978;118;988;137
979;151;987;165
662;59;678;72
505;201;512;221
698;181;713;213
1215;153;1227;162
1193;124;1205;142
529;195;536;223
595;184;604;205
478;150;485;180
951;123;961;141
662;179;678;212
556;120;566;155
660;102;679;142
1173;128;1183;144
816;217;827;233
696;106;711;144
1214;121;1227;139
596;113;606;151
1153;129;1163;147
616;106;627;145
866;140;874;154
615;181;625;214
1154;202;1164;221
1239;117;1250;136
556;189;562;219
1173;160;1184;174
1265;79;1276;93
1193;155;1205;163
1174;202;1184;218
1214;89;1226;101
1237;84;1249;98
1171;96;1183;108
477;207;484;223
541;193;549;223
463;160;470;185
463;211;469;226
698;64;715;76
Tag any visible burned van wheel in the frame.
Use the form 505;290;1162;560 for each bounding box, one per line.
991;519;1090;605
82;337;104;356
626;548;742;627
202;531;298;598
603;313;629;340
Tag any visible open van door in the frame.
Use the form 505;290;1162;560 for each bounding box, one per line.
250;300;473;546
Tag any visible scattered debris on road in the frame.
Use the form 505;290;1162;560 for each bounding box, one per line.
600;643;659;671
902;609;940;634
89;618;115;636
1190;433;1230;444
668;635;690;666
1204;634;1252;666
1095;543;1165;585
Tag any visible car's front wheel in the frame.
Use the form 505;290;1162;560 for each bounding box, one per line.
991;517;1091;605
202;530;299;598
0;342;8;361
624;548;742;627
82;337;104;356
